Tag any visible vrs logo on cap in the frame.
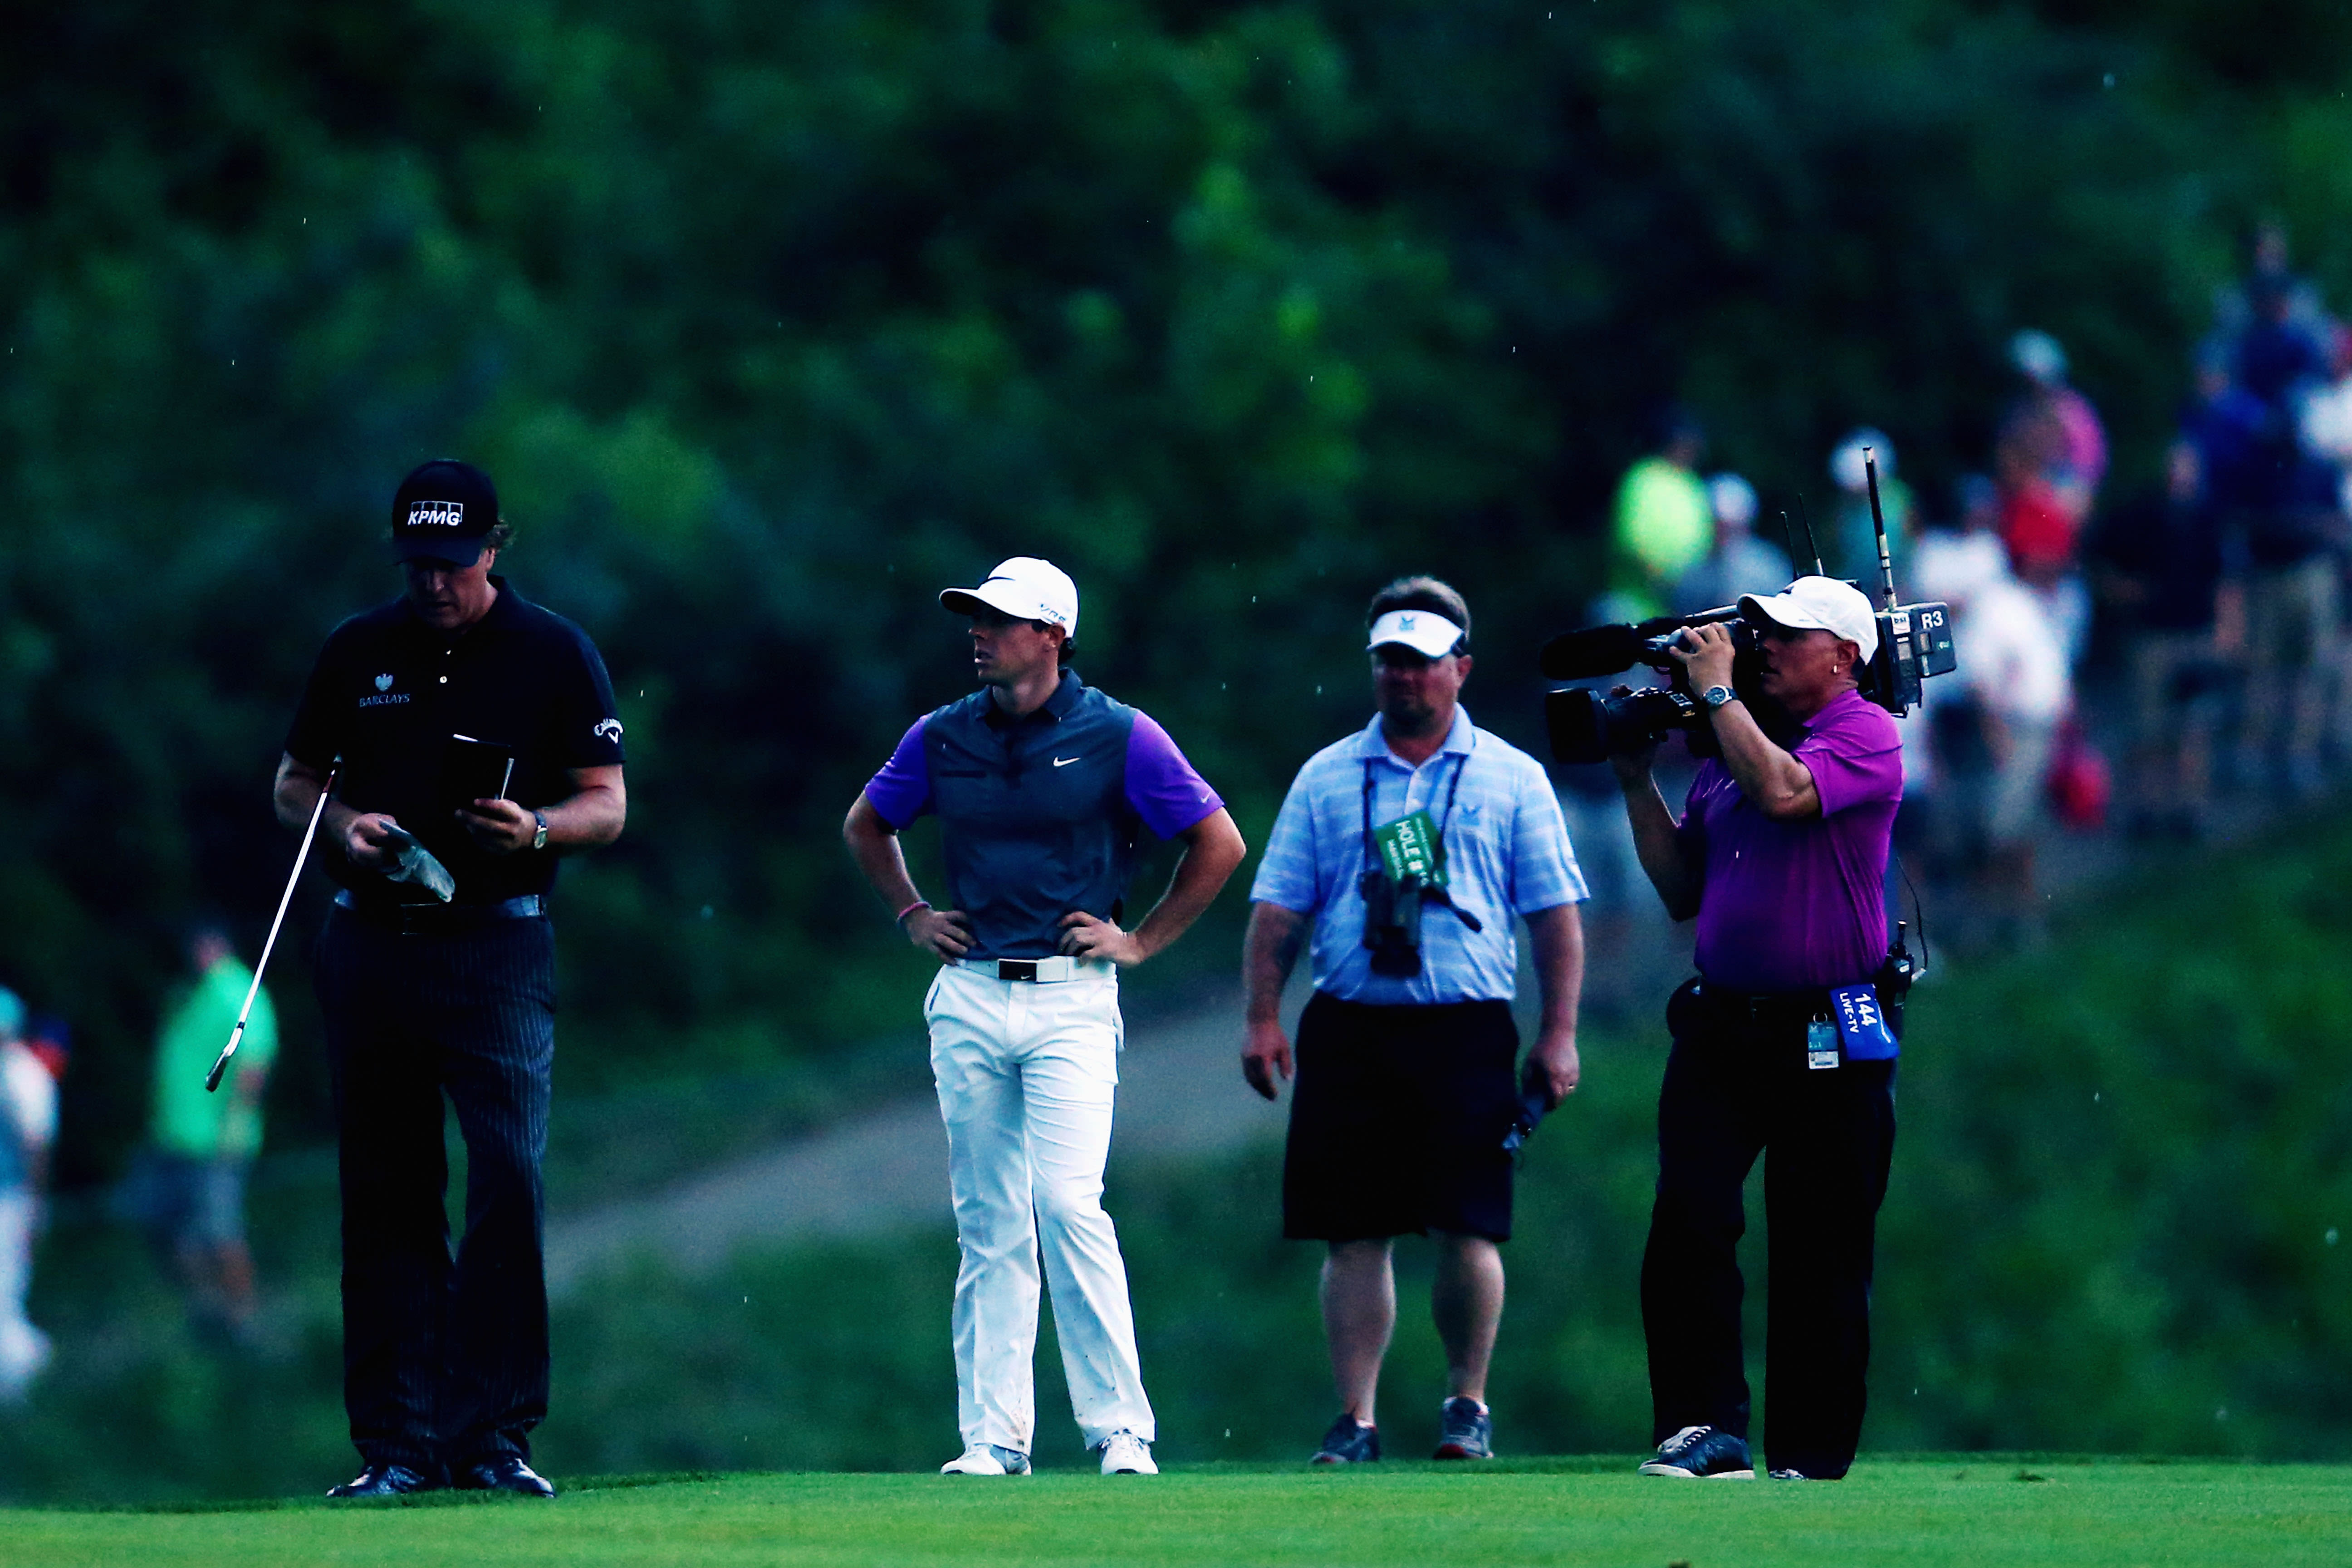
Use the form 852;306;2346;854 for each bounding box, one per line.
391;460;500;565
939;557;1081;638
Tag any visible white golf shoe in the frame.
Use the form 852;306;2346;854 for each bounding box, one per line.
1098;1431;1157;1475
940;1444;1031;1476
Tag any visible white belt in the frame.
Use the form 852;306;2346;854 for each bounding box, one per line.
954;956;1112;983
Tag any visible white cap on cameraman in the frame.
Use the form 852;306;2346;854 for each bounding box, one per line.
1367;609;1465;659
940;556;1079;638
1738;576;1879;663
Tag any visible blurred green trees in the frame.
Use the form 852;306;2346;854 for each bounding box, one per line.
3;1;2347;1173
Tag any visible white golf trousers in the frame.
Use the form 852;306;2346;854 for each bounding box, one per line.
926;963;1154;1454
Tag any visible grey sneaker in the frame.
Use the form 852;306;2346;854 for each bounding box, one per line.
1433;1396;1494;1460
1310;1413;1381;1465
1638;1425;1754;1479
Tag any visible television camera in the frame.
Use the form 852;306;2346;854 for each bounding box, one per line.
1542;450;1957;765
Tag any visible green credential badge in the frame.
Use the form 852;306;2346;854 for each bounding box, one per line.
1373;808;1449;889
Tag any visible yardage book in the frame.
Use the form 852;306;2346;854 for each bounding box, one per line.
443;734;516;810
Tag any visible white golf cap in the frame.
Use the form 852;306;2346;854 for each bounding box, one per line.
940;556;1079;638
1739;576;1879;663
1367;608;1466;659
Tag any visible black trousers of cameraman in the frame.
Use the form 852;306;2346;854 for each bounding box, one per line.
1640;979;1896;1480
316;902;556;1477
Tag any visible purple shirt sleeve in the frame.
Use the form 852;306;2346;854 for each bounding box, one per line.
1676;762;1721;856
862;719;933;829
1793;696;1904;818
1125;712;1224;840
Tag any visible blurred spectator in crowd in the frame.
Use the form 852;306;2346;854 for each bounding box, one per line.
2295;324;2352;515
2087;441;2244;838
2014;331;2108;515
2234;271;2330;412
1673;474;1793;612
2209;222;2333;363
1996;332;2104;663
1828;429;1911;583
1916;537;2071;946
2185;345;2273;519
1909;475;2006;602
1605;407;1712;620
24;1014;70;1089
0;987;55;1401
2225;275;2342;798
1904;478;2005;891
135;923;276;1343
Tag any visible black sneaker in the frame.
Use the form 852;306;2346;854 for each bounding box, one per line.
1433;1397;1494;1460
1638;1425;1754;1479
1310;1413;1381;1465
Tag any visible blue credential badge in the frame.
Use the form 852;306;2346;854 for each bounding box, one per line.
1805;1020;1839;1071
1830;983;1899;1061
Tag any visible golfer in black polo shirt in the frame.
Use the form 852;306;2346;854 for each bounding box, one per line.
276;460;626;1499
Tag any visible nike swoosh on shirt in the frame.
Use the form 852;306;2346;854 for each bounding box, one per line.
1053;756;1081;767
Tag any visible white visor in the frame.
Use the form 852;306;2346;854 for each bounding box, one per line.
1367;609;1465;659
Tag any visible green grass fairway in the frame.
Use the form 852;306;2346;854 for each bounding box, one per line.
0;1460;2345;1568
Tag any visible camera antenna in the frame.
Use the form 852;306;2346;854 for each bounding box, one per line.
1792;494;1826;578
1862;446;1899;611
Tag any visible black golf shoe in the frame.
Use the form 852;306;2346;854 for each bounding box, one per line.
1433;1396;1494;1460
458;1456;558;1498
326;1463;443;1499
1638;1425;1754;1479
1310;1412;1381;1465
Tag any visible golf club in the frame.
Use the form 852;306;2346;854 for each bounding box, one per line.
206;763;338;1093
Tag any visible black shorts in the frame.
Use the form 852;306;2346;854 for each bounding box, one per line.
1282;992;1522;1244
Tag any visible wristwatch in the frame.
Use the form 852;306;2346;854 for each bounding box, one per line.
531;810;550;851
1700;685;1738;711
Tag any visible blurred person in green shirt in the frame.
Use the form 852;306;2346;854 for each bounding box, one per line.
143;923;275;1341
1606;408;1713;620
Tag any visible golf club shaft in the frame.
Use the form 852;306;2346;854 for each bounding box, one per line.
206;766;337;1093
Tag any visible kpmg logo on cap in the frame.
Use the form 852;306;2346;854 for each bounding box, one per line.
407;500;466;530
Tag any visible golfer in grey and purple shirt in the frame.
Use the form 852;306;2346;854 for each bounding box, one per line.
843;557;1245;1480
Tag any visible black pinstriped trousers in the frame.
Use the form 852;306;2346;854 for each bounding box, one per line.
316;906;556;1474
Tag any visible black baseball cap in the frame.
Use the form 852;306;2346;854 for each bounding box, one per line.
391;459;500;565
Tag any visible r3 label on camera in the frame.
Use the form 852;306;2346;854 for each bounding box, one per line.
1807;1020;1840;1071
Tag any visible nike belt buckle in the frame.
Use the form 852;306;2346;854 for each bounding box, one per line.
997;960;1039;982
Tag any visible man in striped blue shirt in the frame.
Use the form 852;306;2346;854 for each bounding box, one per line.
1244;576;1588;1466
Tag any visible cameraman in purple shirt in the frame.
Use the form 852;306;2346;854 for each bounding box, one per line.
1611;577;1903;1483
